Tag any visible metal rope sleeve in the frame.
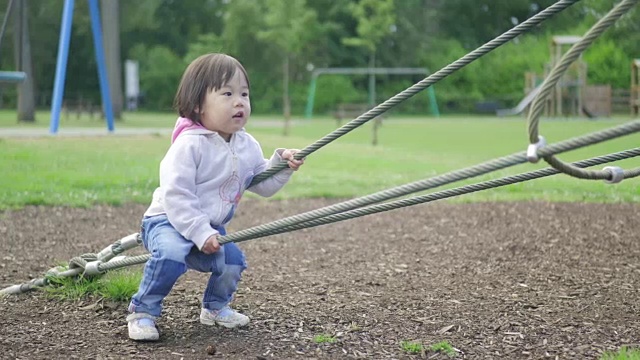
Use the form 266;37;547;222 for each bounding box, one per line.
224;148;640;242
222;120;640;243
527;0;640;180
249;0;581;188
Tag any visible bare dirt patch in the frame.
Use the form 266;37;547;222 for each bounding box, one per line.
1;200;639;359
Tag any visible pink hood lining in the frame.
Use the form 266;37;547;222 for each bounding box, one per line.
171;117;206;144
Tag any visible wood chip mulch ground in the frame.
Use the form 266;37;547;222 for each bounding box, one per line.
1;199;639;359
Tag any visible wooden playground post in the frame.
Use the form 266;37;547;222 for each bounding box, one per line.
547;36;586;117
632;59;640;116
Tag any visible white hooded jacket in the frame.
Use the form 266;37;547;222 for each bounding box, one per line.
145;123;294;250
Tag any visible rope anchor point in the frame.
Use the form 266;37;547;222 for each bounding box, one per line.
602;166;624;184
527;135;547;163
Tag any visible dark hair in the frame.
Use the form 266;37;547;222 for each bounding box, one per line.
174;53;250;124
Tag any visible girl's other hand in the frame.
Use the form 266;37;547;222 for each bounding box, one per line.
202;235;221;254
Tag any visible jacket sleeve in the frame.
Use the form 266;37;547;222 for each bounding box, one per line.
247;148;295;197
161;137;218;250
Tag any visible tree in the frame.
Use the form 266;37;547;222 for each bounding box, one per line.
121;0;223;59
439;0;564;49
258;0;320;135
13;0;35;122
342;0;396;107
101;0;123;119
385;0;441;67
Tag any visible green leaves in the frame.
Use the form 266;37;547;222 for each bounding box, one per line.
342;0;396;53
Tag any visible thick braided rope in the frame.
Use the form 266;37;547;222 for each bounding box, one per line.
249;0;581;188
68;253;97;269
0;267;82;295
222;120;640;243
223;148;640;241
544;154;640;179
97;254;151;272
527;0;640;180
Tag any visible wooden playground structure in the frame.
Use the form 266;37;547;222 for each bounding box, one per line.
520;36;624;118
546;36;588;117
632;58;640;116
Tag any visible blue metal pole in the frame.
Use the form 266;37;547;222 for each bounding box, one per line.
49;0;75;135
88;0;114;132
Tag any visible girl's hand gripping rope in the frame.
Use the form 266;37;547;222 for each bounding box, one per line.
282;149;305;171
202;235;221;254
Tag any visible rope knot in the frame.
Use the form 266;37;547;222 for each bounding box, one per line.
68;253;98;270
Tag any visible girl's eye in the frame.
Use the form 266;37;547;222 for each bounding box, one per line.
242;92;249;97
223;92;232;96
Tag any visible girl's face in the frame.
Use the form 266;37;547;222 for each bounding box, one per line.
199;68;251;141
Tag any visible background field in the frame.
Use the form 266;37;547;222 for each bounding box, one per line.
1;111;638;209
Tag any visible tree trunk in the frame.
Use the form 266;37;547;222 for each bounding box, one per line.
282;55;291;136
368;52;376;108
101;0;123;119
13;0;35;122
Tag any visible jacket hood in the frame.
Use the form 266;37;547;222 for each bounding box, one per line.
171;117;209;143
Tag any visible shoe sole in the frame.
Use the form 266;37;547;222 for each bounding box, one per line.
128;325;160;341
128;332;160;341
200;318;249;328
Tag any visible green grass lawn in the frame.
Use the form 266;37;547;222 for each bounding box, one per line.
0;111;638;209
0;109;178;128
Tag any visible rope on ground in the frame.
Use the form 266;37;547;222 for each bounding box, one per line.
527;0;640;181
249;0;581;188
0;233;142;295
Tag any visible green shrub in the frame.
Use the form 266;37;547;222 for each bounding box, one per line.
130;45;186;112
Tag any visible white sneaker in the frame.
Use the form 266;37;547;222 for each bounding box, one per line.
200;306;250;328
127;313;159;341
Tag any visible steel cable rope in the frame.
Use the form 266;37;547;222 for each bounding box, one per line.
526;0;640;180
2;146;637;295
106;119;640;248
220;120;640;243
229;0;586;248
219;148;640;241
249;0;582;188
30;118;640;273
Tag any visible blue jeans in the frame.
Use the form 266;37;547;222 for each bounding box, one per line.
128;214;247;318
